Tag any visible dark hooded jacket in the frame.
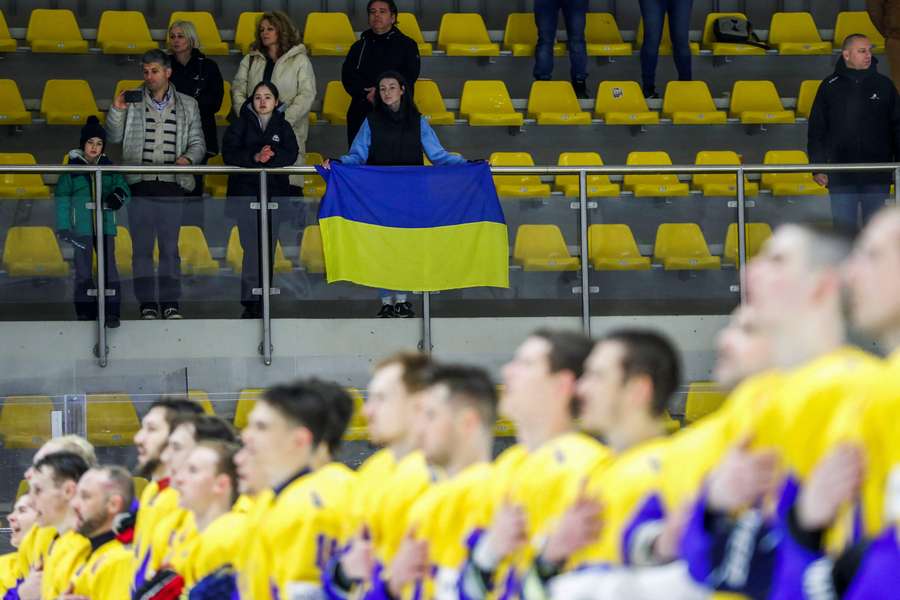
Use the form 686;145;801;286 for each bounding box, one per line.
169;48;225;156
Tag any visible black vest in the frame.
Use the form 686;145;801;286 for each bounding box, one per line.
366;110;424;166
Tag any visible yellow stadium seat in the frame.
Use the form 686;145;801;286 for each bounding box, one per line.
234;388;264;429
187;390;216;415
168;12;229;55
636;15;701;54
0;153;50;198
304;12;355;56
216;81;232;126
761;150;828;196
344;387;367;441
40;80;103;126
588;224;650;271
502;13;565;57
97;11;157;54
460;81;524;126
438;13;500;56
623;151;690;197
0;80;32;125
729;81;794;124
653;223;721;270
0;396;53;449
299;226;325;273
834;11;885;51
414;80;454;125
701;13;766;55
153;226;219;276
661;81;726;124
513;224;580;271
397;13;432;56
489;152;551;197
527;81;590;125
585;13;631;56
86;393;140;447
684;381;727;423
594;81;659;125
204;154;228;198
235;12;263;55
92;226;134;276
723;223;773;265
768;12;831;55
27;9;88;53
796;80;821;119
303;152;327;197
554;152;620;197
693;151;759;196
322;81;351;124
0;11;16;52
3;227;69;277
226;226;292;274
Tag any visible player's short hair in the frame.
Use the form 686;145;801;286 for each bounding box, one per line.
375;352;434;394
148;398;205;434
197;440;241;505
93;465;135;511
261;381;332;448
48;435;97;467
185;414;240;444
531;328;595;379
601;330;681;417
842;33;870;51
426;365;498;430
308;380;354;456
34;451;90;486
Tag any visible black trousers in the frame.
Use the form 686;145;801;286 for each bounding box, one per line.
73;234;120;320
129;181;184;309
236;203;281;308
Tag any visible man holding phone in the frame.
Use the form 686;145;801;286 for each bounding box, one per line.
106;49;206;320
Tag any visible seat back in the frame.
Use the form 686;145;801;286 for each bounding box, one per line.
41;79;101;124
303;12;356;49
168;12;227;53
460;81;515;117
796;80;822;119
234;388;264;429
729;80;784;115
438;13;492;47
594;81;650;116
556;152;610;188
178;226;215;265
235;12;264;54
397;12;427;46
654;223;713;261
684;382;727;423
97;11;153;46
527;81;582;115
299;225;325;273
187;390;216;414
0;79;27;116
761;150;814;185
490;152;542;187
769;12;822;44
723;223;773;264
2;226;64;268
585;13;625;44
414;80;450;115
0;396;54;448
27;9;83;43
513;225;571;263
693;150;742;186
322;81;352;123
589;224;641;260
834;11;884;48
0;10;13;45
662;81;718;114
624;151;680;186
86;393;140;446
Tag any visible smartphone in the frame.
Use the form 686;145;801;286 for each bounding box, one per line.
123;90;143;104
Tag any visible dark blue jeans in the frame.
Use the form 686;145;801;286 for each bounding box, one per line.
829;183;888;236
639;0;693;94
533;0;588;83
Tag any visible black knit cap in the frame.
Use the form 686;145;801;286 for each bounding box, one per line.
79;115;107;148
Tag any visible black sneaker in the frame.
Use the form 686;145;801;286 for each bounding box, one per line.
105;316;121;329
140;307;159;320
573;80;590;99
162;307;183;320
394;301;415;318
643;87;659;99
377;304;395;318
241;305;262;319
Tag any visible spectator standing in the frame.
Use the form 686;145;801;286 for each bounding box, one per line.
222;82;299;319
232;11;315;192
55;117;130;328
638;0;694;98
867;0;900;92
533;0;589;98
106;49;207;320
342;0;421;146
808;34;900;235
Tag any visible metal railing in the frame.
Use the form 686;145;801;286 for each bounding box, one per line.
2;161;898;365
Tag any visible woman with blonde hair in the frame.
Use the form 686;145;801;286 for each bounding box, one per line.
232;11;316;192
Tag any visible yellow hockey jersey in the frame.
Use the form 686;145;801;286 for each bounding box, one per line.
172;510;248;590
133;478;179;588
68;534;133;598
41;529;90;599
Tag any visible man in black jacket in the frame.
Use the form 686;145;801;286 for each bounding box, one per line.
808;33;900;235
341;0;420;147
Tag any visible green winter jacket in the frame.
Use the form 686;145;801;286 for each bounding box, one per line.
55;151;131;237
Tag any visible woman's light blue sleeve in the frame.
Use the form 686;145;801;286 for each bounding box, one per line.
339;120;371;165
421;118;466;165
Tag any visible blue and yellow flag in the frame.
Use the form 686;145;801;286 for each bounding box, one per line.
316;163;509;291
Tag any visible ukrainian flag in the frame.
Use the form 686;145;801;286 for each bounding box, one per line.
317;162;509;292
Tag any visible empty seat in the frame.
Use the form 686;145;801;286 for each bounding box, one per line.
527;81;590;125
226;226;292;274
414;80;454;125
27;9;88;53
155;226;219;276
723;223;774;265
0;10;17;52
438;14;500;56
217;81;232;126
3;226;68;277
0;154;51;198
594;81;659;125
796;80;822;119
303;12;356;56
97;11;157;54
661;81;726;124
299;226;325;273
761;150;828;196
502;12;565;56
693;151;759;196
322;81;351;124
684;382;727;423
636;15;701;54
513;225;580;271
653;223;721;270
701;13;766;55
168;12;229;55
234;388;264;429
40;80;103;125
585;13;632;56
459;81;523;126
92;226;134;276
87;393;140;447
204;154;228;197
729;81;794;124
588;224;650;271
0;396;53;449
0;80;32;125
834;11;885;51
768;12;831;55
489;152;551;197
303;152;327;197
397;13;432;56
345;387;368;441
623;152;690;197
187;390;216;415
555;152;620;197
235;12;264;54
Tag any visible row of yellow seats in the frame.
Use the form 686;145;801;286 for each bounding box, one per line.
513;222;772;272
